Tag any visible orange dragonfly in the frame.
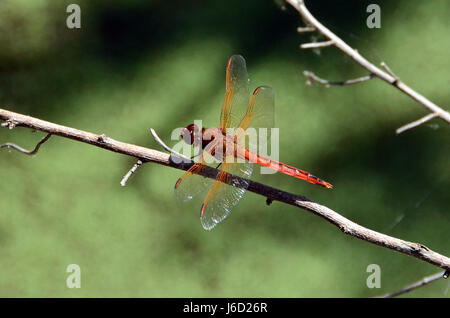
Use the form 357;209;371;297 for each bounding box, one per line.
175;55;332;230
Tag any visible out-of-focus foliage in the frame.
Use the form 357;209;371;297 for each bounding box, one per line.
0;0;448;297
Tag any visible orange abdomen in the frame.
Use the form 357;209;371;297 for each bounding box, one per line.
244;149;333;189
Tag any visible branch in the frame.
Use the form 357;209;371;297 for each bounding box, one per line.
303;71;375;87
300;40;334;49
378;271;447;298
0;133;52;155
286;0;450;132
120;160;143;186
1;107;450;272
297;26;315;33
396;113;439;135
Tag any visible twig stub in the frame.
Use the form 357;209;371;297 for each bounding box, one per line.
120;160;143;187
300;40;334;50
297;26;315;33
1;119;18;129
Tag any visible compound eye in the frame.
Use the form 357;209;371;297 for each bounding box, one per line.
187;124;199;134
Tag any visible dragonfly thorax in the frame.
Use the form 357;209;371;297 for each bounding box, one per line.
181;124;237;162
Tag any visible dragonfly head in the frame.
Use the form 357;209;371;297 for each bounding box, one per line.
181;123;201;145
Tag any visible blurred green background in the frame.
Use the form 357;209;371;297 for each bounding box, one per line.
0;0;448;297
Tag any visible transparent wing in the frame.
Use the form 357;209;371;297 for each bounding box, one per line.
240;86;274;131
238;86;275;152
200;161;253;230
220;55;250;130
174;157;214;202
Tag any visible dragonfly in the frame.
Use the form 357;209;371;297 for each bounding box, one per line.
175;55;332;230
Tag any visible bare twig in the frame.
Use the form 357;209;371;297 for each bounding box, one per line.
1;107;449;272
300;40;334;49
396;113;439;135
120;129;192;186
2;119;17;129
380;61;399;81
0;133;51;155
297;26;315;33
303;71;375;87
150;128;191;163
286;0;450;132
379;271;446;298
120;160;143;186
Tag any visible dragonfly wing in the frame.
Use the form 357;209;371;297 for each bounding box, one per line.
200;161;253;230
174;160;214;202
221;55;250;130
235;85;275;153
174;145;229;202
241;86;274;131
